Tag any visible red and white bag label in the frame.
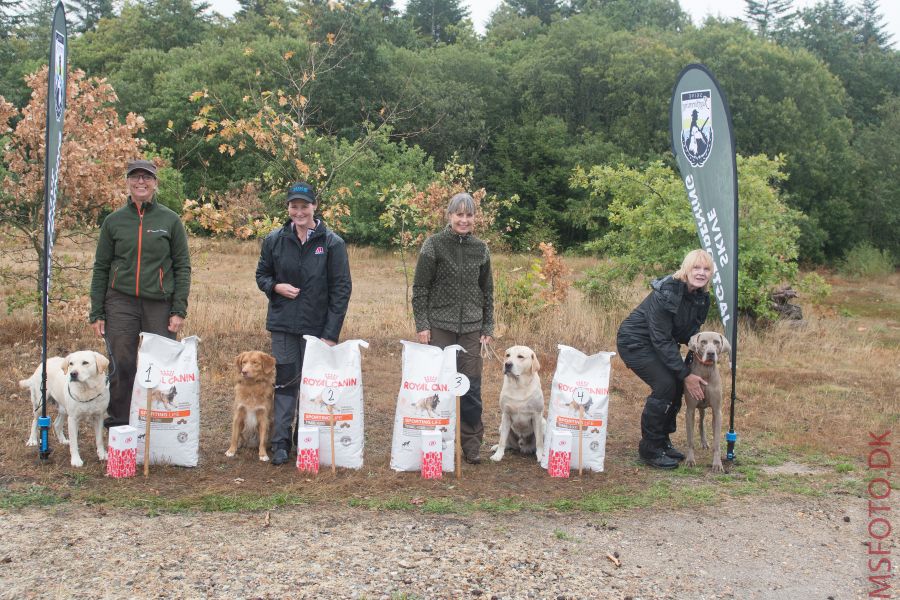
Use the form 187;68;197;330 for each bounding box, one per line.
547;429;572;478
540;345;615;473
420;430;443;479
107;425;138;478
296;426;320;473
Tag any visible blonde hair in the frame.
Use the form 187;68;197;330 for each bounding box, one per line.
673;249;714;288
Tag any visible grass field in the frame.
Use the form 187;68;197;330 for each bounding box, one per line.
0;236;897;513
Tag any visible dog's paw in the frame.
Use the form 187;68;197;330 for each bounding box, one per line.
489;444;499;452
685;455;696;468
98;449;107;461
25;438;37;447
259;455;269;462
70;456;84;468
700;439;709;450
490;451;504;462
225;449;236;458
711;460;724;473
534;450;543;462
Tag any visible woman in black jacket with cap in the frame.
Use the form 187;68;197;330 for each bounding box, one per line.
616;249;713;469
255;181;352;465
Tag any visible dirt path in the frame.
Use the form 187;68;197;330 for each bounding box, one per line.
0;493;868;599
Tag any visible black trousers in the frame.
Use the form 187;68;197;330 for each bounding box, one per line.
103;288;176;425
429;328;483;458
270;331;306;451
617;342;685;453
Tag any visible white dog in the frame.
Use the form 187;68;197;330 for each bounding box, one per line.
20;351;110;467
490;345;546;462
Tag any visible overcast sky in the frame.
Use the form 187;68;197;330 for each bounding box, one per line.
206;0;900;47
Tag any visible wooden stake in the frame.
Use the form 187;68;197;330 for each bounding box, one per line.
329;406;336;475
578;405;584;477
143;390;153;478
455;394;461;480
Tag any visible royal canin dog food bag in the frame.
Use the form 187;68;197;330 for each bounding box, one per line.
297;336;368;470
130;333;201;467
390;341;462;472
540;345;615;473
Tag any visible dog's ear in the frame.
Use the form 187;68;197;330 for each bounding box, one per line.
235;352;246;371
262;353;276;374
719;333;731;356
94;352;110;375
688;333;700;352
531;352;540;374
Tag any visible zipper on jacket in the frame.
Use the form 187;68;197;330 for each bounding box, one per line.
158;267;164;292
135;205;144;297
111;266;119;289
457;234;464;333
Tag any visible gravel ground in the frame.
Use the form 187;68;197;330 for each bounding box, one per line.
0;494;870;599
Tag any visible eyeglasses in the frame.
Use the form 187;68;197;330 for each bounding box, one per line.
128;173;156;182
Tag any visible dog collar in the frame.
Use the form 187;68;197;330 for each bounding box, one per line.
694;356;715;366
68;382;106;404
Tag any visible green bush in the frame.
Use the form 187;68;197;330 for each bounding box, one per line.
571;154;804;321
574;263;629;310
839;243;895;278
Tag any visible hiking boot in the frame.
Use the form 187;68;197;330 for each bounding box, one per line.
464;450;482;465
663;439;685;461
271;447;289;466
639;448;680;469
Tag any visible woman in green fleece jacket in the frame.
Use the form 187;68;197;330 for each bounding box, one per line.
412;192;494;464
89;159;192;428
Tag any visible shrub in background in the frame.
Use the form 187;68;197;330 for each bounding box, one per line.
839;243;896;278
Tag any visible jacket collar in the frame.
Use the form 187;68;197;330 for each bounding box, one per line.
127;195;158;212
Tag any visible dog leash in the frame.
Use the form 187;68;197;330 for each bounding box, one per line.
67;382;107;404
103;333;117;385
480;340;503;364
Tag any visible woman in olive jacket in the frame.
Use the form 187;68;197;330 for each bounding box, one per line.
90;159;191;428
616;249;713;469
412;192;494;464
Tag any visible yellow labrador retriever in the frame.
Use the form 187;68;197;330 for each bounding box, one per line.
20;351;110;467
683;332;731;472
490;345;546;462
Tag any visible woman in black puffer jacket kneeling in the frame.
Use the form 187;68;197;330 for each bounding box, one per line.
617;249;713;469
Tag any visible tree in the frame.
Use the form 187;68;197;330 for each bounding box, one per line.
851;95;900;259
0;67;145;306
404;0;469;44
501;0;561;26
0;0;24;37
853;0;892;48
744;0;796;41
567;0;689;31
68;0;114;33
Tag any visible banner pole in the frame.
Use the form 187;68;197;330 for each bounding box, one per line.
38;1;68;461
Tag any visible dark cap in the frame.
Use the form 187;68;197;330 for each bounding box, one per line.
286;181;317;204
126;159;157;178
